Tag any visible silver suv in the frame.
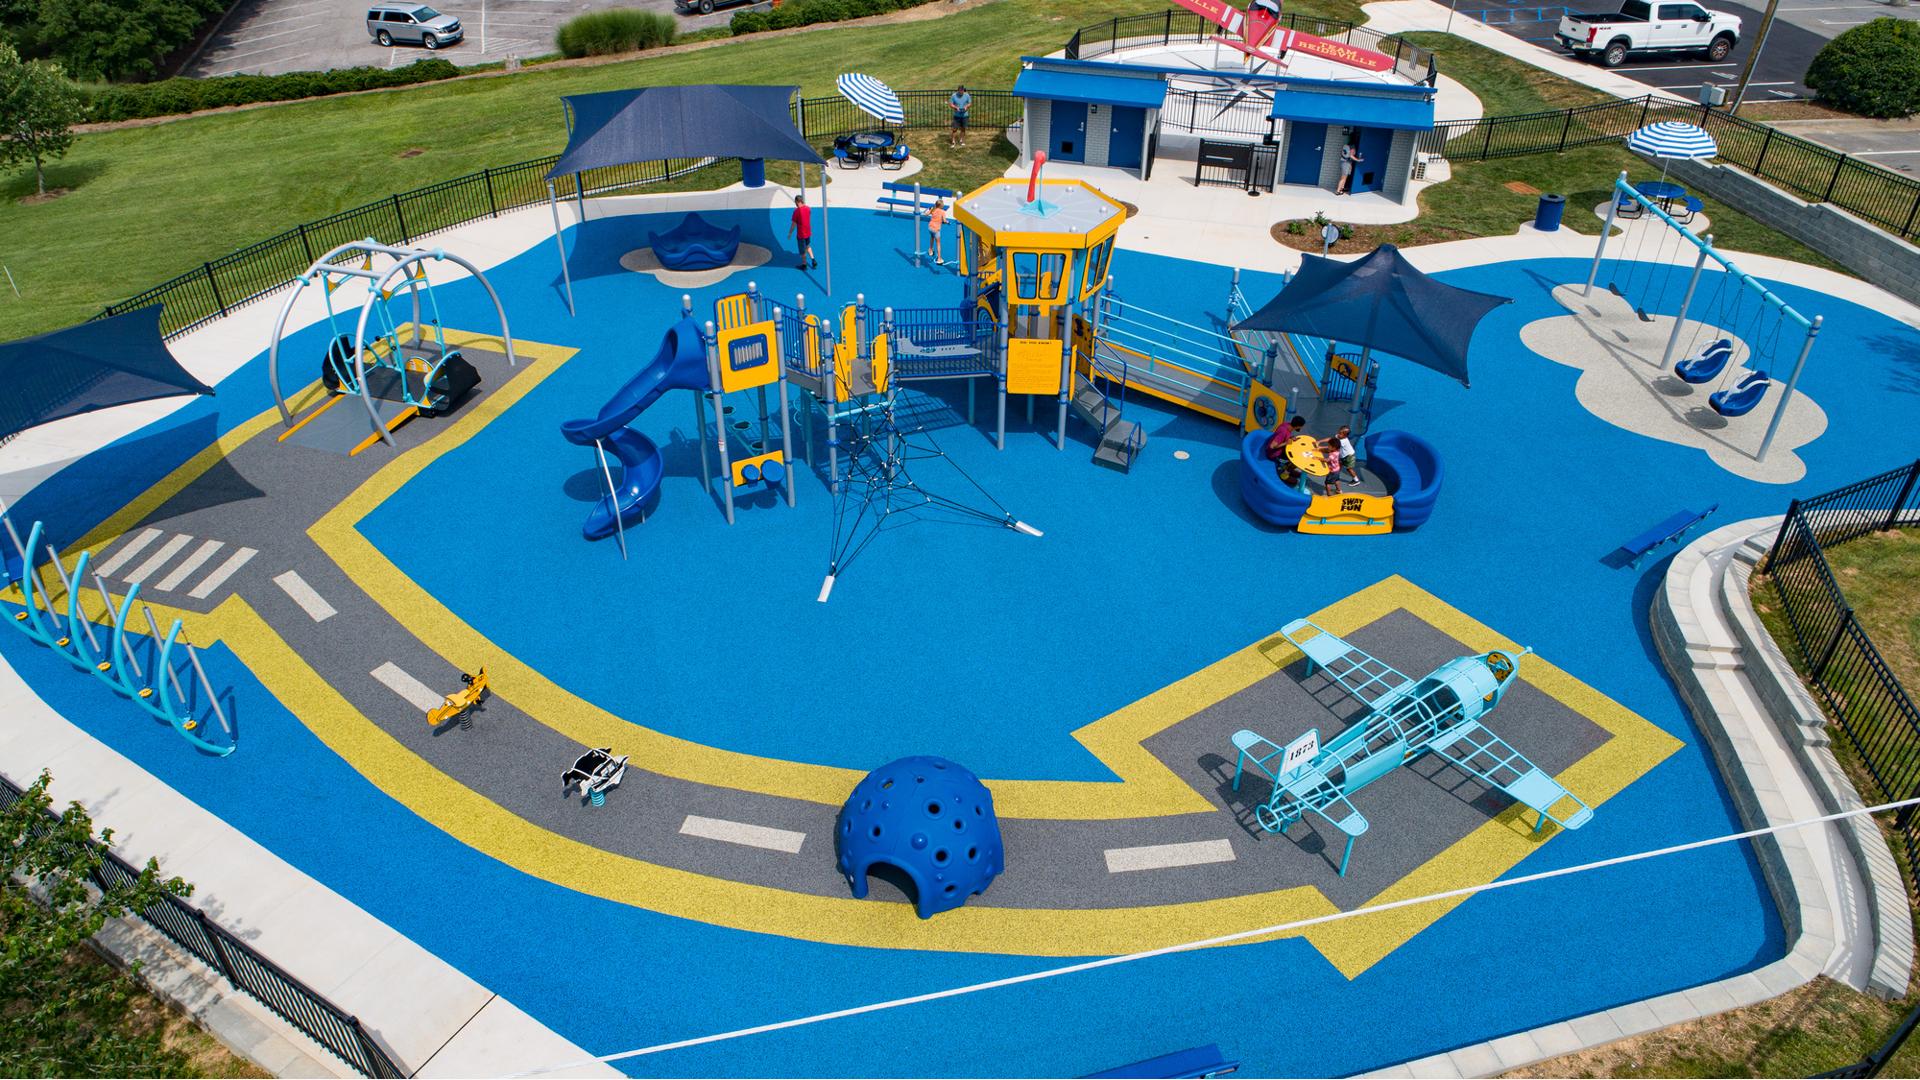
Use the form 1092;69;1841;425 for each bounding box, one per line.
366;4;463;49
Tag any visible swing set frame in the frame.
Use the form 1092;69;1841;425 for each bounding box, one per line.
1583;172;1822;462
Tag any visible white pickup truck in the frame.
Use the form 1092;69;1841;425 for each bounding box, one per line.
1556;0;1741;67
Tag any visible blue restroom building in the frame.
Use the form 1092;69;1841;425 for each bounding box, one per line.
1011;56;1436;203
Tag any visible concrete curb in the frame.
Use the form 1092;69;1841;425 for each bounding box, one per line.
1366;515;1909;1077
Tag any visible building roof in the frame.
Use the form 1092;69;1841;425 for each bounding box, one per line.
546;85;821;180
1268;86;1434;130
1013;64;1168;110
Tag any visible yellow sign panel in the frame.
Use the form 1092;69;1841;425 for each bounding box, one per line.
715;321;777;394
1298;493;1395;535
1007;337;1065;396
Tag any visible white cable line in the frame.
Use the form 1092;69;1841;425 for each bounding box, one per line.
510;795;1920;1077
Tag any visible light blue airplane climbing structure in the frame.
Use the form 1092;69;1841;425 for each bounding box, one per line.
1231;618;1593;876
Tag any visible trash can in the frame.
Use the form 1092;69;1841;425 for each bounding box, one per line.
741;158;766;189
1534;193;1566;232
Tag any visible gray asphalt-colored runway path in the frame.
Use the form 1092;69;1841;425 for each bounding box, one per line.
81;352;1612;913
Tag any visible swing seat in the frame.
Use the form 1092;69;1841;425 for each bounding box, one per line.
1711;370;1770;417
1675;338;1734;384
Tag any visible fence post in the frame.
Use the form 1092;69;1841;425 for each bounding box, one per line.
1164;9;1171;43
1558;109;1573;152
1824;155;1846;202
484;167;499;218
1884;460;1920;532
297;222;314;264
348;1016;384;1077
391;193;408;243
1754;126;1775;174
204;264;227;317
1637;95;1651;131
1901;189;1920;240
1765;498;1801;568
1482;119;1495;160
195;909;240;987
1811;608;1855;682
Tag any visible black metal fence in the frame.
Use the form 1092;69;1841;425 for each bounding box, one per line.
0;770;405;1078
1161;87;1275;140
1421;94;1920;242
1195;138;1277;191
1063;9;1439;87
96;90;1017;341
1761;459;1920;875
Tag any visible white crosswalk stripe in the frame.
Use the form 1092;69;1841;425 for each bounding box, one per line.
188;546;257;600
154;539;224;592
679;815;807;854
95;528;162;576
1104;839;1236;873
125;534;194;584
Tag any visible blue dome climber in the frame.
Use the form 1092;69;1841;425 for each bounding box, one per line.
836;756;1004;919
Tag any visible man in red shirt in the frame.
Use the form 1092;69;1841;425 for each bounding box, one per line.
788;193;816;270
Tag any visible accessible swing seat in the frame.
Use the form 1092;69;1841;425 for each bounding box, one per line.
1711;369;1771;417
1675;338;1734;384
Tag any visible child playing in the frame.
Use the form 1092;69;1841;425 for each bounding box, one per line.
928;198;948;266
1334;425;1357;482
1319;436;1343;496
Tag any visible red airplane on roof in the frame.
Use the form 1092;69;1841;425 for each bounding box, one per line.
1170;0;1395;72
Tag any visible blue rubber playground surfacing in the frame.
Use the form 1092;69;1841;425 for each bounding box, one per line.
6;205;1919;1077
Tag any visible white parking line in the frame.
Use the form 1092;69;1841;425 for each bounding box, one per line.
1104;839;1236;873
187;546;257;599
154;540;224;592
679;815;807;854
125;534;194;584
1620;61;1737;71
1851;149;1920;158
96;528;163;576
273;570;337;622
371;661;443;712
238;9;328;29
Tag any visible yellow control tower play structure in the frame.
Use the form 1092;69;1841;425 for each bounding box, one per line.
955;169;1126;463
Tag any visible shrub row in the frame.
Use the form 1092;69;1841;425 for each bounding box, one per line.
1805;17;1920;120
87;58;459;122
728;0;939;36
555;8;677;57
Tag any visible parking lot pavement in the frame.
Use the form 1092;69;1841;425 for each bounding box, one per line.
1449;0;1821;99
186;0;733;77
1772;118;1920;177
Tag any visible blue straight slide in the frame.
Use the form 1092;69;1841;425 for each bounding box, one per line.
560;317;709;540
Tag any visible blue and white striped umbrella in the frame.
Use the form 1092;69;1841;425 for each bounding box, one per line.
836;72;904;125
1625;121;1718;160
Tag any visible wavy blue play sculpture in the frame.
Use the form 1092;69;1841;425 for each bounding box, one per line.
1674;338;1733;384
1711;369;1771;417
647;213;742;271
836;756;1004;919
560;317;709;540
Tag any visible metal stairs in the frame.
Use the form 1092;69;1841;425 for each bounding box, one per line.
1072;373;1144;473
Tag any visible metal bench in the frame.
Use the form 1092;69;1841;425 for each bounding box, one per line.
1620;504;1716;567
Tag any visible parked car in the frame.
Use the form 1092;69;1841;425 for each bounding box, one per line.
673;0;766;15
366;4;464;49
1556;0;1740;67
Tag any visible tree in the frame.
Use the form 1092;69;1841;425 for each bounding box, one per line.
0;770;197;1076
1804;17;1920;119
0;41;84;196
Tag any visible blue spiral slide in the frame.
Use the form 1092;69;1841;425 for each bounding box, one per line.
560;317;710;540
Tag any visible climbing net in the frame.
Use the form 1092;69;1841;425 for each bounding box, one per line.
821;388;1037;601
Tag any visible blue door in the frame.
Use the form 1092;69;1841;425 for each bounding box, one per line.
1284;122;1326;187
1352;127;1394;193
1051;101;1087;163
1106;106;1145;170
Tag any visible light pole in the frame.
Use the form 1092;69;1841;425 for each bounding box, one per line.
1729;0;1784;115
